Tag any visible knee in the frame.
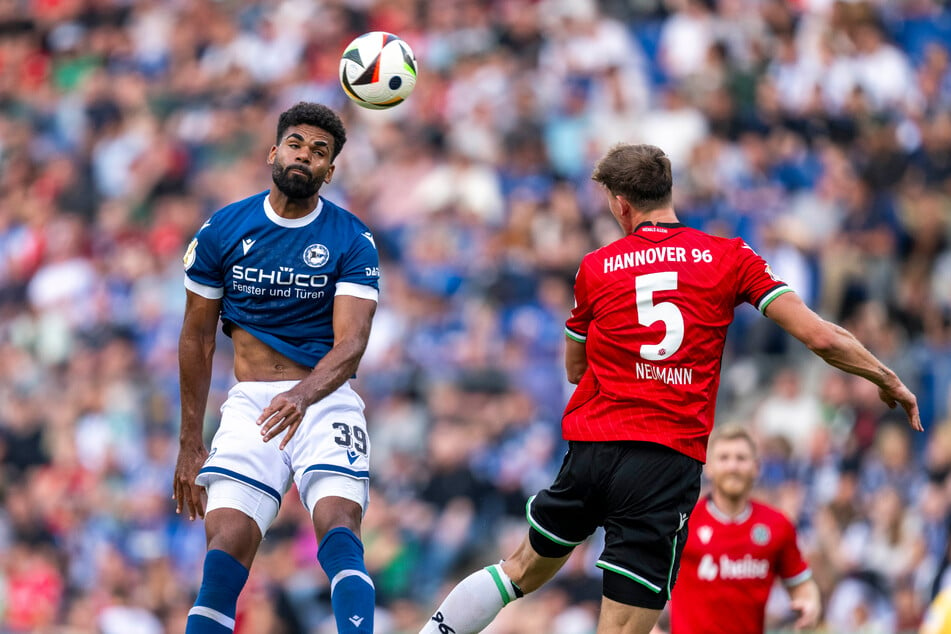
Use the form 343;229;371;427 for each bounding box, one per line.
501;532;572;594
205;508;261;566
501;545;546;594
312;496;363;542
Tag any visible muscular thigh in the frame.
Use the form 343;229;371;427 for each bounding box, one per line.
289;382;370;514
197;382;295;519
198;380;372;534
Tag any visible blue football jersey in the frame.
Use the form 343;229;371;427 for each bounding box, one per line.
183;191;380;368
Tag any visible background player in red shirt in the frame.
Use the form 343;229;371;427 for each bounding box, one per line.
418;143;920;634
669;424;821;634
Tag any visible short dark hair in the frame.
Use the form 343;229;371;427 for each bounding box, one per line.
591;143;672;211
275;102;347;161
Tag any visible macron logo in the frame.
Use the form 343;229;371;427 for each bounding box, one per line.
361;232;376;249
242;238;256;255
349;615;364;627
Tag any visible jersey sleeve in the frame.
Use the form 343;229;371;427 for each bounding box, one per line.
336;229;380;301
734;240;793;314
565;256;593;342
183;219;224;300
776;515;811;586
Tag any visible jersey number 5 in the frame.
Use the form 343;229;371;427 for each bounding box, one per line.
635;272;684;361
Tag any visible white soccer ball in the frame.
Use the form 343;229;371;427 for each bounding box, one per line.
339;31;417;110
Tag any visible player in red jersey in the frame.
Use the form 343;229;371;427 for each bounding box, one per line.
419;144;920;634
669;424;820;634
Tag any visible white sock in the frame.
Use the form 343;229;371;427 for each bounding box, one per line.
419;564;522;634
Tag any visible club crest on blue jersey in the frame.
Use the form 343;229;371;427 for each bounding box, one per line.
304;243;330;268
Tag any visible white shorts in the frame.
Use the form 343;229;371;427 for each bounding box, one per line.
197;381;370;536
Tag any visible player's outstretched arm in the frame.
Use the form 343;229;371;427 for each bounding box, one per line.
174;290;222;520
764;292;922;432
788;578;821;630
257;295;377;449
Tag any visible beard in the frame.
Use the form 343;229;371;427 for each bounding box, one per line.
272;162;322;199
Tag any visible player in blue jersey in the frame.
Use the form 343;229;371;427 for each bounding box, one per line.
173;102;380;634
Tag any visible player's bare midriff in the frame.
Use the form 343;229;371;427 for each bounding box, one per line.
231;327;313;382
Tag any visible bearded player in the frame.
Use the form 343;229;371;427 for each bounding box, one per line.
419;143;920;634
174;102;379;634
669;424;820;633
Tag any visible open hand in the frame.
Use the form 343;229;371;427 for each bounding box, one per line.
173;443;208;521
879;383;923;432
257;389;309;449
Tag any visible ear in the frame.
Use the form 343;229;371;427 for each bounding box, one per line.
615;195;632;217
266;145;277;165
324;163;335;184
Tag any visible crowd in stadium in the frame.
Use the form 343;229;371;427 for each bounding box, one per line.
1;0;950;632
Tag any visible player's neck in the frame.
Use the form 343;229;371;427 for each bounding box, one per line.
268;190;321;219
710;491;751;519
628;207;678;232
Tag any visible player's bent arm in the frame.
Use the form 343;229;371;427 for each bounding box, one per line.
258;294;377;448
301;294;376;403
267;294;376;412
257;295;376;450
787;578;821;630
565;337;587;384
764;292;922;431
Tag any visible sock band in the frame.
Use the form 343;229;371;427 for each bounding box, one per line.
330;569;375;595
187;606;236;630
486;565;517;605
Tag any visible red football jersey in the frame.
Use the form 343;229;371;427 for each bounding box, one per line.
563;222;790;461
669;497;811;634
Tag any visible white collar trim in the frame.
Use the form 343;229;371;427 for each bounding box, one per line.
264;194;323;228
705;497;753;524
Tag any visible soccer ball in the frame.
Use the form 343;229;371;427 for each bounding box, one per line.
339;32;417;110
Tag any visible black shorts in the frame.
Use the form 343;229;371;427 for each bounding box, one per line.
527;440;702;609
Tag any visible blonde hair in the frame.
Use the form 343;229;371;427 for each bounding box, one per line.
708;423;757;458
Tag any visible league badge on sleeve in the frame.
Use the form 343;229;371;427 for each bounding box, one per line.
184;238;198;270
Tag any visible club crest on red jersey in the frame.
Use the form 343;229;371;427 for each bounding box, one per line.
751;523;771;545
